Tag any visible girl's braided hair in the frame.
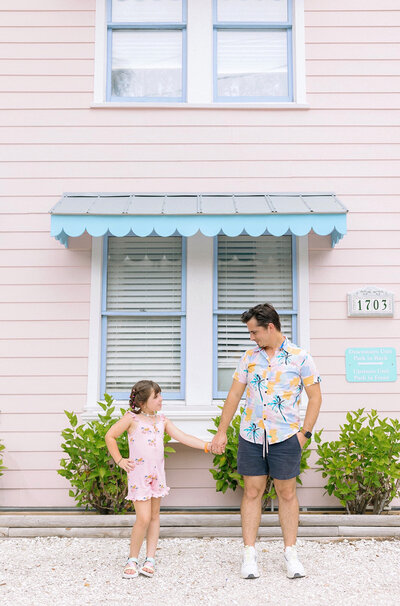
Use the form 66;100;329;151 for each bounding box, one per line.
129;380;161;414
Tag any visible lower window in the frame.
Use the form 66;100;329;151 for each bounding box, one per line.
101;235;186;399
214;234;297;396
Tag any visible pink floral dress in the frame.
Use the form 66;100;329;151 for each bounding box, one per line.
125;411;170;502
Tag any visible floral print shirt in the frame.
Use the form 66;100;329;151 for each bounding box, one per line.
233;337;321;445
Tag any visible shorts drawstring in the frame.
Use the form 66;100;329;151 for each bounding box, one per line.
263;430;269;459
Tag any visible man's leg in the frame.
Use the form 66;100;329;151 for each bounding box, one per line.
273;477;298;547
274;477;305;578
240;475;267;579
241;475;267;546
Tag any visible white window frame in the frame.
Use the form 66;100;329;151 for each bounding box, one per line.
84;234;310;438
93;0;306;107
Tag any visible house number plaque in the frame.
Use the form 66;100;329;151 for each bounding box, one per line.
347;286;394;317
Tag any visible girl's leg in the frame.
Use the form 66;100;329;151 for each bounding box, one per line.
141;497;161;573
129;500;152;558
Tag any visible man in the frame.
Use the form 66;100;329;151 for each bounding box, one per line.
211;303;322;579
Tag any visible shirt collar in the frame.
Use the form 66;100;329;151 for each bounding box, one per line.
253;336;288;354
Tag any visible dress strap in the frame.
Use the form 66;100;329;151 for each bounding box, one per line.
125;410;137;418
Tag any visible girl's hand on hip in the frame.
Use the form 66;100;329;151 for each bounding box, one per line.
118;458;135;471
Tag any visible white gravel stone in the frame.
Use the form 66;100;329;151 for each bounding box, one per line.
1;537;400;606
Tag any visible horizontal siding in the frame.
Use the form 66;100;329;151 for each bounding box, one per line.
2;109;400;127
0;11;95;27
0;395;87;414
4;161;400;179
0;59;94;76
0;1;400;510
2;125;400;144
3;179;400;195
5;144;400;163
0;1;95;10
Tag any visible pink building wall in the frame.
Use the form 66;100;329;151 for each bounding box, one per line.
0;0;399;509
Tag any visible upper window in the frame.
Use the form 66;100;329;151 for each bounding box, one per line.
214;0;293;102
102;0;300;104
214;234;296;397
107;0;187;102
101;236;186;399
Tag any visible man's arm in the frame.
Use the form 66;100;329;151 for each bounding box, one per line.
297;382;322;447
211;379;246;454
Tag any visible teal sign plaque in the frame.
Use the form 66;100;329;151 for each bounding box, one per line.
345;347;397;383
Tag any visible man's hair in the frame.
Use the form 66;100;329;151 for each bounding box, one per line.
241;303;281;332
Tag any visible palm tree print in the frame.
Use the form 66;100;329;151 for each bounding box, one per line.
277;350;291;365
244;422;261;443
250;373;265;402
269;395;287;422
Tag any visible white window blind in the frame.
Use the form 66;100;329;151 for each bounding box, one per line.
108;0;186;102
103;236;184;397
214;0;292;102
215;235;294;394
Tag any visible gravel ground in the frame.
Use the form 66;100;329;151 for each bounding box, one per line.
1;537;400;606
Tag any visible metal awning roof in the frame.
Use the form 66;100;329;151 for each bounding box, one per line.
50;193;348;247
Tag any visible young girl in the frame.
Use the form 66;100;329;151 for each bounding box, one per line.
105;379;212;579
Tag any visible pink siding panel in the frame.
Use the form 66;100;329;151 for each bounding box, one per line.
0;75;94;92
0;59;94;76
0;339;89;358
305;10;400;27
2;108;400;127
2;1;95;10
0;12;95;28
0;28;95;44
2;125;400;144
5;143;400;163
1;394;86;414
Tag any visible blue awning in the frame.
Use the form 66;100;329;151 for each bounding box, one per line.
50;193;348;247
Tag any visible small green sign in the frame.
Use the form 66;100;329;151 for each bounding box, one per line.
345;347;397;383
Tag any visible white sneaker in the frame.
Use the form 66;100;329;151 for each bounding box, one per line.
240;545;260;579
284;545;305;579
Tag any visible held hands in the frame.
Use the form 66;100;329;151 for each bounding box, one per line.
210;431;227;455
117;458;135;472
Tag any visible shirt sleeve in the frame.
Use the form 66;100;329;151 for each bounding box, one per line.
300;352;321;387
232;352;248;384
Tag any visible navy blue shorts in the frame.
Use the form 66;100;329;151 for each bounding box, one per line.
237;433;302;480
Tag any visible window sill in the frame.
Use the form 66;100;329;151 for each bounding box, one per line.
91;102;309;110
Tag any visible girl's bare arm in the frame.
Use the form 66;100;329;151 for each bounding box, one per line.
105;415;135;471
164;418;209;451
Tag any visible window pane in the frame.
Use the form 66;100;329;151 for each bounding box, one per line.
217;314;292;392
217;235;293;310
112;0;183;23
107;236;182;311
217;235;293;392
106;316;182;392
217;30;288;98
217;0;288;23
112;30;182;98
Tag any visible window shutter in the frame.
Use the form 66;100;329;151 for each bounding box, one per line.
216;235;294;393
104;236;183;395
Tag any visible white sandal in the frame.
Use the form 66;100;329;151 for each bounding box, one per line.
139;557;155;577
122;557;139;579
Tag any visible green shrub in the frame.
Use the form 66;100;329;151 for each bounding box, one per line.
314;408;400;514
58;393;175;514
0;438;6;477
208;407;311;510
